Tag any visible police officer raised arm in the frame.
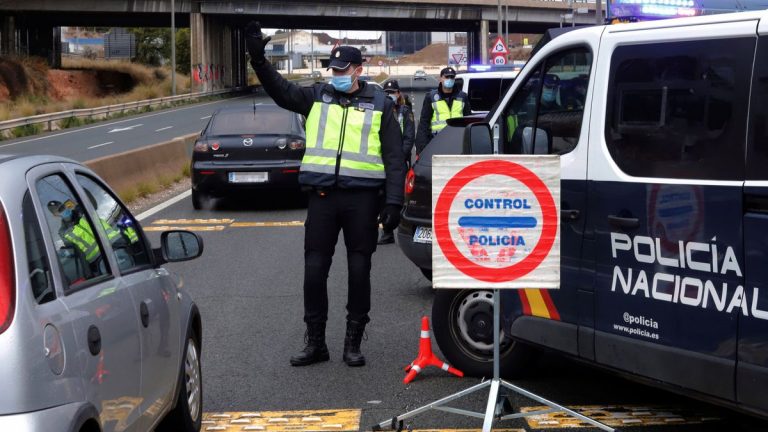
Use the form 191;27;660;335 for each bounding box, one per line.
246;22;405;367
414;67;471;155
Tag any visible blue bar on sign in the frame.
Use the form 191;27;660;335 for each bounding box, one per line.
457;216;538;229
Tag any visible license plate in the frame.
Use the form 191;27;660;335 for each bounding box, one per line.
413;226;432;244
229;172;268;183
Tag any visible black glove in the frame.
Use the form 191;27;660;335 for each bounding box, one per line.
245;21;271;67
379;204;402;231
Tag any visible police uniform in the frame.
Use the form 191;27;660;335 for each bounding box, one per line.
247;32;405;367
415;67;471;154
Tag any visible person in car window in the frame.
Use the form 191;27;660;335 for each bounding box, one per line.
378;79;414;245
415;67;471;154
540;74;562;111
246;22;405;368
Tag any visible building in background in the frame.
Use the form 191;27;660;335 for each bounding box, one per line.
386;32;430;55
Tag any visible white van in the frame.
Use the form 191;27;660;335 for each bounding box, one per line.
455;70;519;114
419;9;768;419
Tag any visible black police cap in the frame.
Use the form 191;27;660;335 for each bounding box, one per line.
328;46;364;70
440;67;457;77
384;80;400;92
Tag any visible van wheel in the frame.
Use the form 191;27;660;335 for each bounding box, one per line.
432;289;534;378
156;329;202;432
420;268;432;281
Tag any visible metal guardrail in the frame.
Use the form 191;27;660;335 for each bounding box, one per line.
0;87;243;132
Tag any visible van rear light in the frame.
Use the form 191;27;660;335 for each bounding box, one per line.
405;168;416;195
0;206;15;335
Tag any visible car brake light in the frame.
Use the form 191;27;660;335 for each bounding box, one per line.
0;206;15;335
289;139;305;150
405;168;415;195
193;140;209;152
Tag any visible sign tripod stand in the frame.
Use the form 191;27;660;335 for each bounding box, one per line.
373;289;616;432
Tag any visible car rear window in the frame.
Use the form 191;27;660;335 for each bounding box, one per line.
210;110;293;135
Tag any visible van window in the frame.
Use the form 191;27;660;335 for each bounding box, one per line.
501;47;592;155
467;78;516;112
605;38;754;180
748;38;768;180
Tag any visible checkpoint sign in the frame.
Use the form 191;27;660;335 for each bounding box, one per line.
432;155;560;289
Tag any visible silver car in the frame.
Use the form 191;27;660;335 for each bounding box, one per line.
0;154;204;431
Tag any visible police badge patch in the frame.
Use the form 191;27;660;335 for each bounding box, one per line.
322;93;333;103
433;93;440;102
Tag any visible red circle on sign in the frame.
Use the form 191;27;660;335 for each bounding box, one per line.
434;160;558;283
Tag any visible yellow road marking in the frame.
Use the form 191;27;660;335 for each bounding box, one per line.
202;409;360;431
143;225;226;232
152;218;235;225
521;405;722;429
230;221;304;227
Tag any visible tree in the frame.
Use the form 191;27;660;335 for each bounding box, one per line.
175;28;190;74
128;28;171;66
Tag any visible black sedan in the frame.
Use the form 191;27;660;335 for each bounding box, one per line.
191;105;305;209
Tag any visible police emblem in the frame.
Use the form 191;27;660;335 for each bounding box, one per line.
335;51;341;58
433;93;440;102
322;93;333;103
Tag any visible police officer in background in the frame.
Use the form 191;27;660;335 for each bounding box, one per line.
245;22;405;367
378;80;415;245
415;67;471;154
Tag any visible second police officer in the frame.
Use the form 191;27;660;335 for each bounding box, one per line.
378;79;415;245
245;22;405;367
415;67;471;154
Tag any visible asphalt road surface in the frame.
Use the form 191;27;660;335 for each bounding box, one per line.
140;193;768;432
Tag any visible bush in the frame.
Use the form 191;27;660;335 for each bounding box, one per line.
60;116;83;129
12;123;42;138
137;182;155;198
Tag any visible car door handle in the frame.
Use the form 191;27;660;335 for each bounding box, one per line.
140;301;150;328
608;215;639;229
561;209;580;221
87;325;101;356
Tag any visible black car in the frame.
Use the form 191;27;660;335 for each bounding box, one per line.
191;105;306;209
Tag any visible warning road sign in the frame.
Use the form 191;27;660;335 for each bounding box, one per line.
432;156;560;289
491;36;509;54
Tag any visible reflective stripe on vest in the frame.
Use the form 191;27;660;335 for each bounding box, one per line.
397;110;404;134
303;93;386;180
63;218;99;263
431;97;464;133
100;220;121;243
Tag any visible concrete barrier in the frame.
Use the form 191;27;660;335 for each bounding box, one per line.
85;132;198;198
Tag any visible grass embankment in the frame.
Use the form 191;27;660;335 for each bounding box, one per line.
119;165;190;205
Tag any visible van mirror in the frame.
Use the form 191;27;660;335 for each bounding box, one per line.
462;123;493;155
522;127;549;154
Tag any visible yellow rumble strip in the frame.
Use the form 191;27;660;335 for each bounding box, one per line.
521;405;722;429
152;219;235;225
143;225;227;232
201;409;361;431
144;219;304;231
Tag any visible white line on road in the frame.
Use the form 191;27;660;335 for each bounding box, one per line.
155;126;174;132
0;95;251;149
137;189;191;221
108;123;143;133
200;115;211;119
87;141;114;149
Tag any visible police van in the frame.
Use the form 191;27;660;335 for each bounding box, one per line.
413;10;768;419
454;69;519;114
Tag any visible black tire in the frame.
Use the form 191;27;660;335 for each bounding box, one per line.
432;289;535;378
420;268;433;281
156;328;202;432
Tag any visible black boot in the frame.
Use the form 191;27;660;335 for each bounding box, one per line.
290;322;329;366
343;320;367;367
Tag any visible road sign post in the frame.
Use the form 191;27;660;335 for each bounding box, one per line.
373;156;614;432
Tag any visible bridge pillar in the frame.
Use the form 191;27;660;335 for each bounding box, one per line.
191;12;239;92
19;23;60;67
467;20;489;65
0;15;17;57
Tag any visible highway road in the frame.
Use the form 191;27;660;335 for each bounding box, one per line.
0;75;438;162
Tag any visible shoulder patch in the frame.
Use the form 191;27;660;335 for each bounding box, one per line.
322;93;333;103
433;93;440;102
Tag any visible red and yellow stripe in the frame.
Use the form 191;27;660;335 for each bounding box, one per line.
517;289;560;320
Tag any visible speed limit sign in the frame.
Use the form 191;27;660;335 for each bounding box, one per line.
492;55;507;65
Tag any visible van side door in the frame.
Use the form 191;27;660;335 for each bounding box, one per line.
740;29;768;415
493;27;601;358
589;20;756;401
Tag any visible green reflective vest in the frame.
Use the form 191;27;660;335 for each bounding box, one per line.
63;218;100;263
430;91;465;134
302;87;386;182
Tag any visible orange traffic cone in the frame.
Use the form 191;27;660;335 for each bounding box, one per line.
403;316;463;384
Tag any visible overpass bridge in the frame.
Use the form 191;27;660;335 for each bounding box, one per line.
0;0;599;91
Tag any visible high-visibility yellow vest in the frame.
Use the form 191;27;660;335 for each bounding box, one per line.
430;91;465;134
302;88;386;182
63;218;100;263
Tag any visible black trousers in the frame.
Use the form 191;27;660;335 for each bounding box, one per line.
303;188;380;324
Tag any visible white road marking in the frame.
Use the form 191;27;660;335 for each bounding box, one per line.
137;189;191;222
155;126;174;132
87;141;114;149
108;123;143;133
0;95;251;149
200;115;212;119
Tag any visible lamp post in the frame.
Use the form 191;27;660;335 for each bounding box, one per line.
170;0;176;95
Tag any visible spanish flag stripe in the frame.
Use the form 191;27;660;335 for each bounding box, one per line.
524;289;552;319
517;290;532;316
540;289;561;321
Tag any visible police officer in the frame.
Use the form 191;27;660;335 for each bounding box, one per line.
379;80;415;245
245;22;405;367
415;67;471;154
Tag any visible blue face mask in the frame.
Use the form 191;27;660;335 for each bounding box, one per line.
542;87;556;103
387;94;398;103
443;78;455;89
61;208;73;221
331;75;354;92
